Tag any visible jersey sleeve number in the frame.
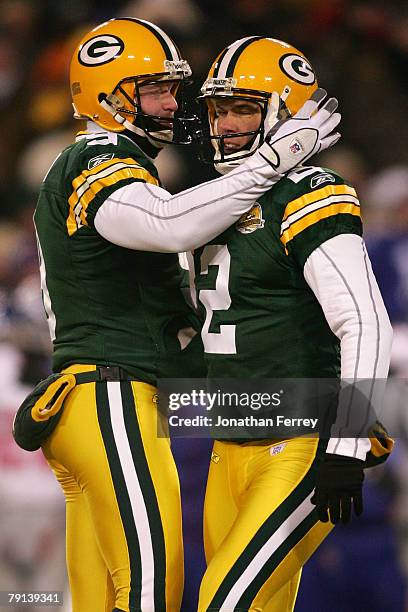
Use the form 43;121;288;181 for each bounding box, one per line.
198;244;236;354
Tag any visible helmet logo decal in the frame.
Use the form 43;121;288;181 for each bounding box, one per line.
78;35;124;66
279;54;316;85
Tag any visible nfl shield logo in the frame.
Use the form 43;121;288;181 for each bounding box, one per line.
270;442;287;456
289;140;302;154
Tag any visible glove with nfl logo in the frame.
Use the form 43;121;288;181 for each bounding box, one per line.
254;88;341;175
311;453;365;524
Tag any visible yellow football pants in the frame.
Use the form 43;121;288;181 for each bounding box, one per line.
198;437;333;612
42;365;183;612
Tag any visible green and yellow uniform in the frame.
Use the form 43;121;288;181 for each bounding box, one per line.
36;129;202;612
194;167;361;379
194;166;362;612
35;130;201;383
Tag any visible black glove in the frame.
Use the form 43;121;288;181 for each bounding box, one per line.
311;453;364;524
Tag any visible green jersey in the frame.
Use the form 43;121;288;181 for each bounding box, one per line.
34;129;202;384
193;166;362;379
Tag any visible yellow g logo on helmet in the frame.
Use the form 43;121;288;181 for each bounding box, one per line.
279;53;316;85
70;18;194;144
202;37;318;117
198;36;318;169
78;35;125;66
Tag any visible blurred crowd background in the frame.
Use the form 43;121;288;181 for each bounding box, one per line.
1;0;408;610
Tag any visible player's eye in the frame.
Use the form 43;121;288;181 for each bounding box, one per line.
236;106;259;115
140;83;171;97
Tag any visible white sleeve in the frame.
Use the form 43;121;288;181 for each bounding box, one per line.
94;155;280;253
303;233;393;460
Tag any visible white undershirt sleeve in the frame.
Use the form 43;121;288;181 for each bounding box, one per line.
94;155;282;252
303;233;393;459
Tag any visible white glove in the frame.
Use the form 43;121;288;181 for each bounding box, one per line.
254;88;341;175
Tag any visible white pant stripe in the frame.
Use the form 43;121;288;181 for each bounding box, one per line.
108;381;156;612
219;494;315;611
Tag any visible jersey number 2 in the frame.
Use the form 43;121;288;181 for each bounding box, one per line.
198;244;236;354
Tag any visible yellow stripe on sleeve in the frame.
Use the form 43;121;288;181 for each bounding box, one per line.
282;184;358;222
67;158;159;236
280;202;361;248
70;157;154;191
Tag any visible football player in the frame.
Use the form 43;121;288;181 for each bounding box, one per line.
34;19;341;612
194;37;393;611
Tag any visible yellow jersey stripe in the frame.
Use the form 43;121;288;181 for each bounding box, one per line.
280;193;360;235
67;164;159;236
71;161;154;202
282;184;358;222
71;157;146;191
280;202;361;248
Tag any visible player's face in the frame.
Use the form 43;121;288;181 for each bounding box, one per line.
211;98;262;151
139;81;178;122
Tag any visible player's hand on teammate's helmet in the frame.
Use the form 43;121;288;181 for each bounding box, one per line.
311;453;364;524
255;88;341;175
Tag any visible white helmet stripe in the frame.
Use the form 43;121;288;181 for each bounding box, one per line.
136;18;180;61
215;36;259;78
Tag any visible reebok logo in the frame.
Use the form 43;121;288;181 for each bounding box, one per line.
88;153;114;170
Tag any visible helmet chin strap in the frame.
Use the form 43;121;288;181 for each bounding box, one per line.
212;117;263;175
211;92;282;175
99;96;170;149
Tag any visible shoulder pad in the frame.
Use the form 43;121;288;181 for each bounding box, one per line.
276;165;351;202
72;132;159;182
286;165;343;188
